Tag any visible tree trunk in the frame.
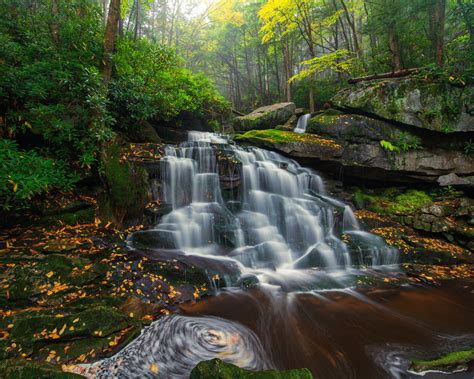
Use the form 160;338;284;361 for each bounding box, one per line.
134;0;140;40
388;28;402;71
50;0;60;44
283;38;292;102
102;0;121;88
431;0;446;66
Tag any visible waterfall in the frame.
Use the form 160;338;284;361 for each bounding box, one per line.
129;131;398;287
294;113;311;134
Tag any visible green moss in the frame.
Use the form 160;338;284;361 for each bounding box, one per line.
190;359;313;379
411;347;474;372
390;191;432;214
0;359;82;378
234;129;340;148
101;144;149;225
354;188;432;215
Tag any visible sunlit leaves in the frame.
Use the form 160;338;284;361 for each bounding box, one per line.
290;50;355;83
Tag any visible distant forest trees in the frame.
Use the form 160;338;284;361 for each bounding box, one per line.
112;0;472;111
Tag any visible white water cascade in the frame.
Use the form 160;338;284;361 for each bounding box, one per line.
129;131;398;289
294;113;311;133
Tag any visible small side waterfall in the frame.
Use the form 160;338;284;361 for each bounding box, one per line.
294;113;311;133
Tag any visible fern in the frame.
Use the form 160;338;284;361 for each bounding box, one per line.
380;140;400;153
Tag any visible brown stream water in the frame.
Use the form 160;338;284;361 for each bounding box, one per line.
181;281;474;378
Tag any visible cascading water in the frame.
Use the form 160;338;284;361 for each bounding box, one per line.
294;113;311;133
131;130;398;286
86;131;406;379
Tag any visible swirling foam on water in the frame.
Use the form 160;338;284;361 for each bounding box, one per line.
79;315;272;378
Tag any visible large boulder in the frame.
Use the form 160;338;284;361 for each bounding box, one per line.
332;78;474;133
233;103;296;131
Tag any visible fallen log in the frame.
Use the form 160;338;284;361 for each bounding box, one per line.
348;68;420;84
231;108;246;116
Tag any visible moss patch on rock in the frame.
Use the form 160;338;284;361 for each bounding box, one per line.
410;347;474;373
234;129;341;149
100;144;149;226
0;358;83;378
354;188;432;215
332;77;473;133
190;358;313;379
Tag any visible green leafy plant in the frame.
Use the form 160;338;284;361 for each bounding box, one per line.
0;140;79;211
380;140;400;153
464;140;474;155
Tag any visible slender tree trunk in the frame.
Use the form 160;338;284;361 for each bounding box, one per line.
102;0;108;25
102;0;121;87
134;0;140;40
431;0;446;66
388;28;402;71
50;0;60;44
283;38;292;102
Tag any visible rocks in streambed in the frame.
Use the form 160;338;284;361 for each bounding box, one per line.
190;358;313;379
233;103;296;132
354;188;474;252
410;347;474;374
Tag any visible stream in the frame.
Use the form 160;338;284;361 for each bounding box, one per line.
88;131;474;378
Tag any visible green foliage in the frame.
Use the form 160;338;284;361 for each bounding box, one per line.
290;50;354;83
109;38;229;131
0;140;78;211
380;140;399;153
464;140;474;155
354;188;432;215
380;132;422;153
0;0;114;166
394;132;422;152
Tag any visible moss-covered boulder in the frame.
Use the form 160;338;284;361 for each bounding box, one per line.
100;143;149;226
233;103;296;132
190;359;313;379
332;78;473;133
410;347;474;374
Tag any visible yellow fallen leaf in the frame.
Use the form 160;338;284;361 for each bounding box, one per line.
46;271;54;278
59;324;67;336
150;362;159;374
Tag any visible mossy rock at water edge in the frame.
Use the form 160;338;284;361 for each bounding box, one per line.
410;347;474;374
191;359;313;378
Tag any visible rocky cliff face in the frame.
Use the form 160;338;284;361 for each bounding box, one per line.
235;78;474;187
332;77;473;133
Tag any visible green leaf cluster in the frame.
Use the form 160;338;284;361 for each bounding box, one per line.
0;140;78;211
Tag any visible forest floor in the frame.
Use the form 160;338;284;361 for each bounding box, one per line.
0;192;209;375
